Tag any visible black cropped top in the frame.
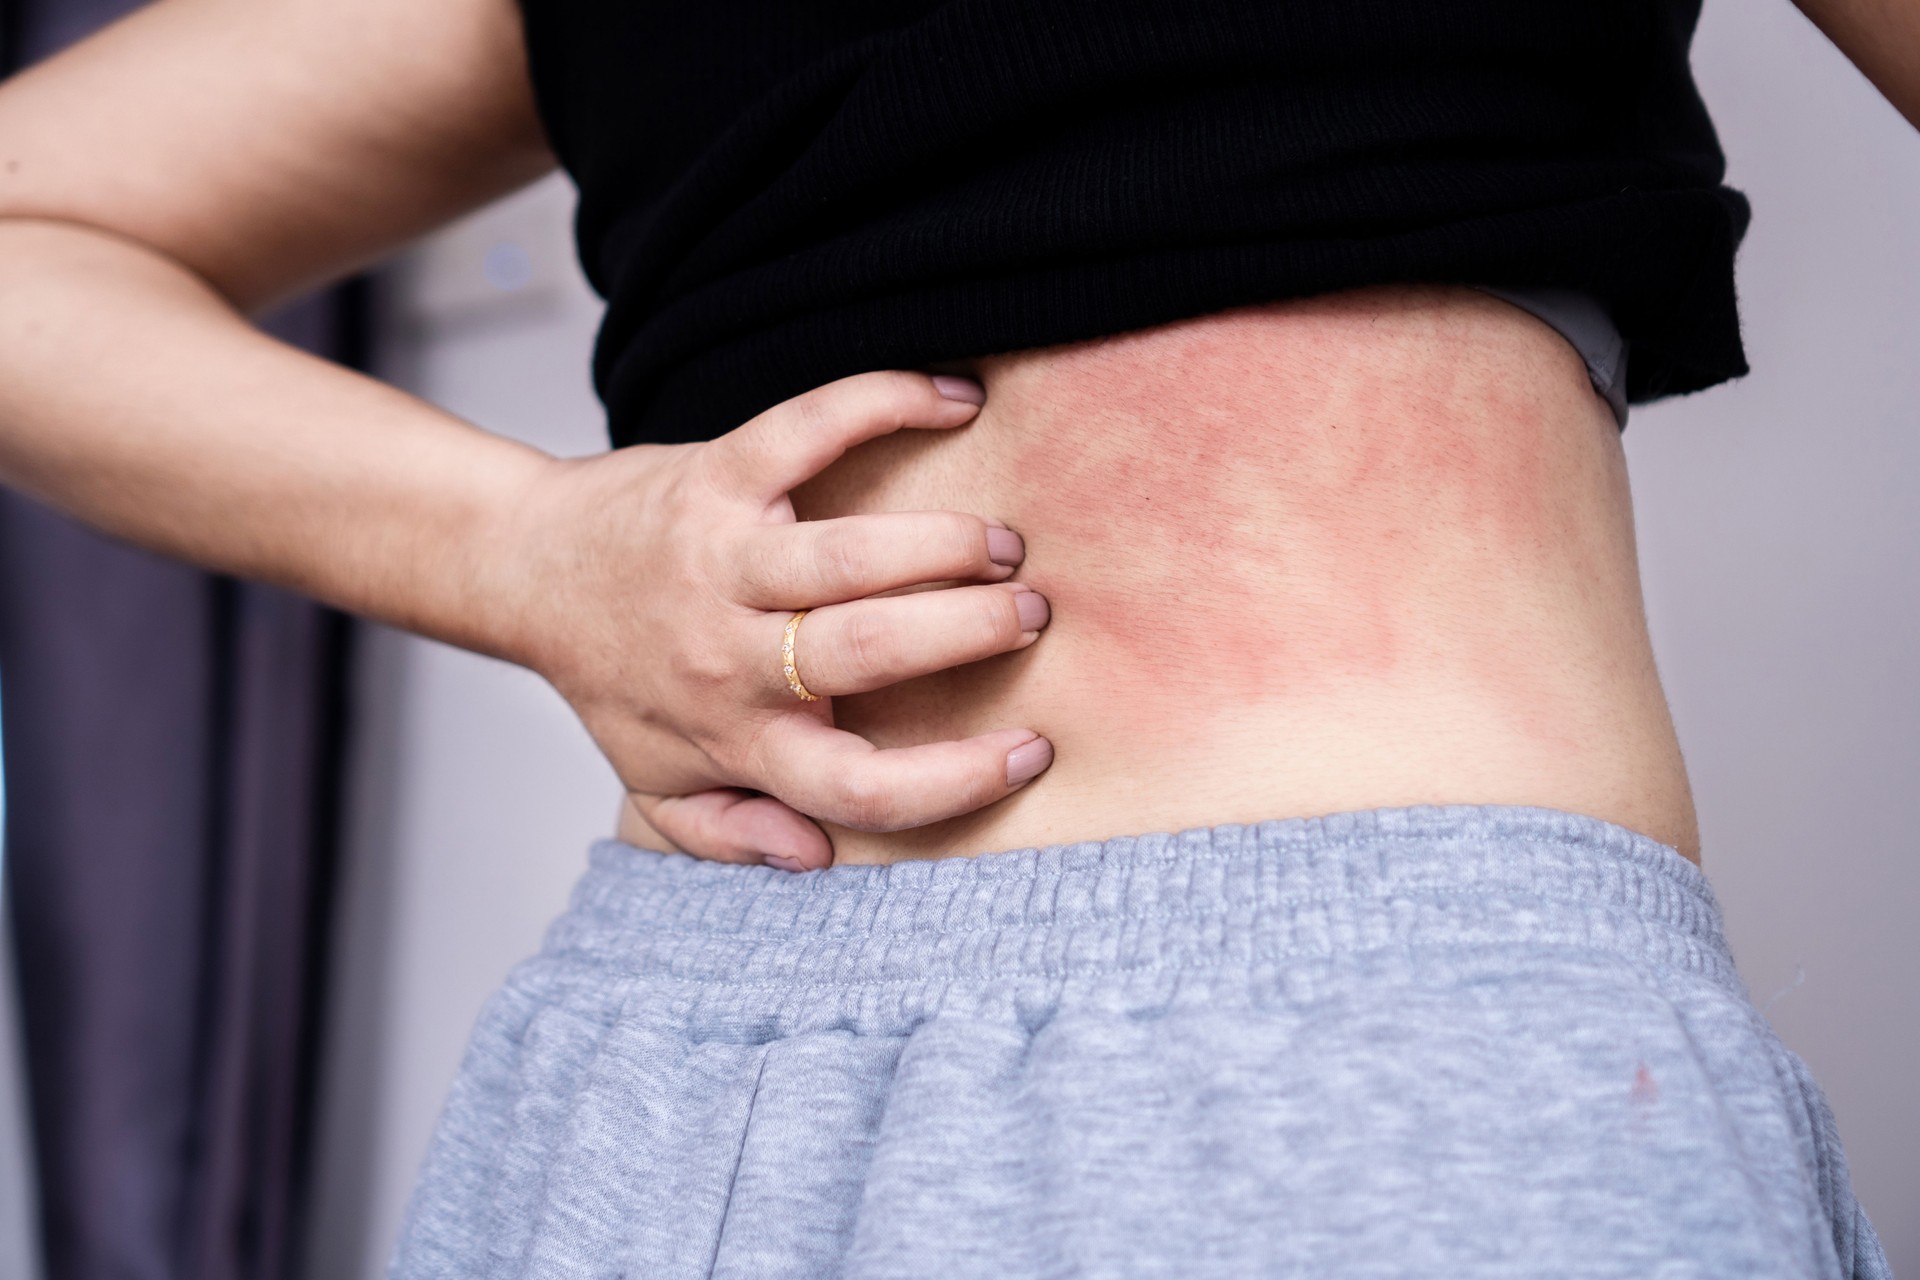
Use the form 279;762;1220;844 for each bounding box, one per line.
516;0;1750;448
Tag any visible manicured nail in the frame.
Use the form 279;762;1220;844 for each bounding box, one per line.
932;374;986;405
1015;590;1050;632
987;527;1024;566
1005;737;1054;787
764;854;807;873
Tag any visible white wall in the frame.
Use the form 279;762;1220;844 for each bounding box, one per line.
1630;1;1920;1262
302;2;1918;1273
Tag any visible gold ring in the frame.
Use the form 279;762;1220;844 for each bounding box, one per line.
781;610;820;702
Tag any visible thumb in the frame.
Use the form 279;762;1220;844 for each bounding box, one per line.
625;789;834;872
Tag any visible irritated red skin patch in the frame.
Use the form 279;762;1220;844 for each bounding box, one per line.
794;286;1648;835
982;292;1597;713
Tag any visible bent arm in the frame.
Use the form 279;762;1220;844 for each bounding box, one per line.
1794;0;1920;129
0;219;547;658
0;0;1058;864
0;0;556;653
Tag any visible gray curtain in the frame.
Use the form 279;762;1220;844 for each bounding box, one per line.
0;5;359;1277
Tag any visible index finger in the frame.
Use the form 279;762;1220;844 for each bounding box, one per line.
704;371;986;505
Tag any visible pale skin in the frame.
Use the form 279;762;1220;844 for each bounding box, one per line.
0;0;1914;871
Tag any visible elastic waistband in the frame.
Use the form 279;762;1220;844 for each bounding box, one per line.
542;806;1734;1003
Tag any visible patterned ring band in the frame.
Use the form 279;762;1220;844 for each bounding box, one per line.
781;610;821;702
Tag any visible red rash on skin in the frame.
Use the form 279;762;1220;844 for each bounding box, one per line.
793;285;1689;864
981;293;1598;717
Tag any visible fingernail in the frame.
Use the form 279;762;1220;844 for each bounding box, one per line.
764;854;807;873
1005;737;1054;787
1014;590;1050;631
987;527;1025;566
932;374;986;405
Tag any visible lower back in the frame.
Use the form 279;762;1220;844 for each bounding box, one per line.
795;285;1698;864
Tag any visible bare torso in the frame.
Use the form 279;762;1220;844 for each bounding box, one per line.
625;285;1698;865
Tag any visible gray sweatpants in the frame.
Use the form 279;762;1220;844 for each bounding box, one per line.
391;805;1889;1278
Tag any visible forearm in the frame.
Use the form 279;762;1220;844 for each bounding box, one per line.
0;216;549;659
1796;0;1920;129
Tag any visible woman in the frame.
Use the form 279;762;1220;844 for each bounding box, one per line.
0;0;1899;1273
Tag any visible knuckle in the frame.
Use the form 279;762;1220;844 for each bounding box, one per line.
669;631;739;694
713;628;753;683
849;371;921;426
787;388;833;437
688;431;740;480
982;592;1026;647
958;763;1001;814
660;478;705;529
835;608;898;684
700;717;764;784
812;527;869;595
832;770;901;831
737;535;786;599
925;512;986;576
873;368;926;408
699;434;762;496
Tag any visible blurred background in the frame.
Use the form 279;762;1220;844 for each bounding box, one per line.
0;0;1915;1275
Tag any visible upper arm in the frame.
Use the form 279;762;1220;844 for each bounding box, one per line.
1792;0;1920;131
0;0;557;311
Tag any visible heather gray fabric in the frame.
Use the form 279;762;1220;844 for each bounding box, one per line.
1480;286;1631;426
390;805;1887;1279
